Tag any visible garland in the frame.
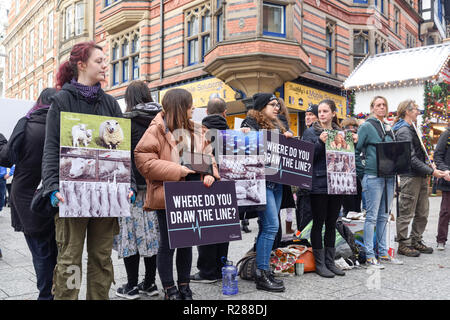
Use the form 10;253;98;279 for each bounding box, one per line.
347;91;355;117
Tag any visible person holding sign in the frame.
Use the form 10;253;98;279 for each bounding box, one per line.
42;42;136;300
393;100;446;257
241;93;292;293
355;96;403;268
302;99;356;278
134;88;219;300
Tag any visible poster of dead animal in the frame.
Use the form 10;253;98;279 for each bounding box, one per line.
325;130;357;195
59;112;132;217
217;130;266;207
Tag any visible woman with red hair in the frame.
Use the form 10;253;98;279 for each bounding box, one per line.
42;41;136;300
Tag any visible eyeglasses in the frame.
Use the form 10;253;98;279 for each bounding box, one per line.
267;102;280;109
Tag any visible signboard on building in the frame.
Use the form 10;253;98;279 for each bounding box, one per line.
284;82;347;119
159;77;237;108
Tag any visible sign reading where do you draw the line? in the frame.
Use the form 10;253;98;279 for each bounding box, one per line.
164;181;241;249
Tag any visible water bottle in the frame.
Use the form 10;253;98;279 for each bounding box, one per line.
222;259;238;295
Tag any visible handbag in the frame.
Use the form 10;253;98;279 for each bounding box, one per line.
270;246;305;275
236;249;257;281
288;245;316;272
30;186;58;218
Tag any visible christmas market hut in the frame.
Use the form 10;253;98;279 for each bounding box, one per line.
343;42;450;153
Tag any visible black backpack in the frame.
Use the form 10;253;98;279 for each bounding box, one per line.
335;218;364;264
365;118;394;142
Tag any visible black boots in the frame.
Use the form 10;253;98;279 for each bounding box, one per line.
178;284;193;300
164;284;194;300
312;248;335;278
255;269;285;292
325;247;345;276
241;219;251;233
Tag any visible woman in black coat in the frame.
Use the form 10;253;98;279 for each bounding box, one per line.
9;88;58;300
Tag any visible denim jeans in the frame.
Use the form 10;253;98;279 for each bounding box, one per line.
0;179;5;211
24;231;58;300
255;182;283;271
362;175;394;259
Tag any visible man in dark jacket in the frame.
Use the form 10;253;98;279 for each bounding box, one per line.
393;101;446;256
190;97;230;283
434;127;450;250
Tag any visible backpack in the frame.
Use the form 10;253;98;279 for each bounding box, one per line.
335;218;365;264
236;249;257;281
0;116;28;167
365;118;394;142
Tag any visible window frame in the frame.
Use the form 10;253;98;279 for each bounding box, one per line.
352;30;369;70
110;29;140;87
262;2;286;38
38;20;44;56
22;37;27;69
75;2;85;36
48;11;54;48
394;7;400;35
185;3;211;67
325;22;336;75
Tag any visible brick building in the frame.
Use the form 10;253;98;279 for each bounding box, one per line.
3;0;447;135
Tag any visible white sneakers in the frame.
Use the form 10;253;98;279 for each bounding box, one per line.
437;243;446;251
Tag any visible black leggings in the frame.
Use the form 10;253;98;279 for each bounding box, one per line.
123;254;157;287
156;210;192;289
310;194;342;249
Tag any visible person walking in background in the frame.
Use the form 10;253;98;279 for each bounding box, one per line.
42;41;136;300
0;166;13;212
4;88;58;300
295;104;319;234
190;97;230;284
355;96;403;268
4;165;15;207
434;126;450;250
241;93;292;292
113;81;161;299
134;88;219;300
302;99;353;278
393;100;446;257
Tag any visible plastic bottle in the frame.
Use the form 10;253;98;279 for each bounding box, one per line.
222;260;238;295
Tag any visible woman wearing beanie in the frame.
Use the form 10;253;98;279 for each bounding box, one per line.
241;93;293;292
302;99;357;278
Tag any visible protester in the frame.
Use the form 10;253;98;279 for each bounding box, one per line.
134;88;219;300
295;104;318;234
190;97;230;284
113;81;161;299
241;93;292;292
4;88;58;300
340;117;362;216
42;41;136;300
393;100;446;257
434;126;450;250
277;98;296;235
302;99;354;278
355;96;403;268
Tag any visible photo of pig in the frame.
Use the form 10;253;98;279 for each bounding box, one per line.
59;181;130;218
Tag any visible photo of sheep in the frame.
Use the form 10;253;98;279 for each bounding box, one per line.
60;112;131;151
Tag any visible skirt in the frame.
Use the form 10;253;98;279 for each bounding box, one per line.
113;189;159;259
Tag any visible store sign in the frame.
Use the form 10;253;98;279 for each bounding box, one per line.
284;82;347;119
159;78;236;108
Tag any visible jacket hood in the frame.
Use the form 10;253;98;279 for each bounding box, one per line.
124;102;162;127
392;118;410;131
201;114;229;130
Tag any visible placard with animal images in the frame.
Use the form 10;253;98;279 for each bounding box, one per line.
59;112;132;217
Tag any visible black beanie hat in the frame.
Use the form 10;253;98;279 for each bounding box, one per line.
252;93;278;111
306;104;319;118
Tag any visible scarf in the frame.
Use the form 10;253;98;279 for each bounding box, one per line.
70;78;101;103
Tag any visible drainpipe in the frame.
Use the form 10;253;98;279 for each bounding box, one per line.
160;0;164;81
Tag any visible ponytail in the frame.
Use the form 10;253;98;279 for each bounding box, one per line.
56;61;76;89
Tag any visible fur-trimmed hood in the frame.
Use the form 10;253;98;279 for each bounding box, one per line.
241;109;286;132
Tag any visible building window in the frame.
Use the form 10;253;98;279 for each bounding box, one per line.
394;8;400;34
29;30;34;60
214;0;224;43
8;51;12;79
185;3;211;66
105;0;119;6
38;79;43;96
325;22;335;75
22;37;26;69
38;20;44;56
110;30;140;86
75;2;85;36
65;5;74;40
22;89;26;100
47;72;53;87
15;0;20;16
353;30;368;69
15;46;19;75
29;85;34;101
48;12;54;48
263;2;286;38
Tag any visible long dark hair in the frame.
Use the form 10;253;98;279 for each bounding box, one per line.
318;99;339;127
161;88;194;133
125;80;153;112
56;41;103;89
26;87;58;118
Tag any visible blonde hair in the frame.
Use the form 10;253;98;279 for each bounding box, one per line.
341;117;359;129
394;99;417;124
370;96;389;118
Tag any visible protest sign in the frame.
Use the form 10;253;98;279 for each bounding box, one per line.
59;112;131;217
164;181;241;249
325;130;357;195
217;130;266;207
264;131;314;189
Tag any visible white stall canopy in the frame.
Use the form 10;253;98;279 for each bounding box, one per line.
343;43;450;115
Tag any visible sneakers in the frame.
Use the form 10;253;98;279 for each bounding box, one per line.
366;257;385;269
398;245;421;257
413;241;433;254
379;255;404;265
137;281;159;297
115;283;140;300
437;243;446;251
190;272;218;284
